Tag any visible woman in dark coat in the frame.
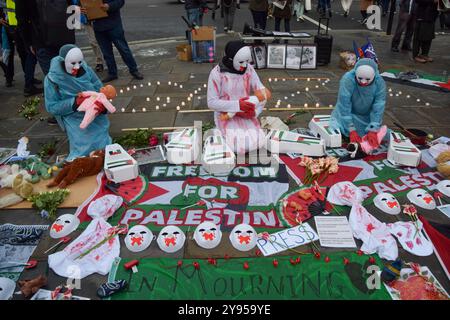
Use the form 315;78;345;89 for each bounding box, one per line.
249;0;269;30
412;0;439;63
273;0;293;32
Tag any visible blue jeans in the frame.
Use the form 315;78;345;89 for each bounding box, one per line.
318;0;331;12
186;8;203;27
36;47;60;76
94;24;138;77
275;18;291;32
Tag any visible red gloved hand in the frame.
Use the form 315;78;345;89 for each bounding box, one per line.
93;100;106;114
366;131;379;148
76;94;88;106
236;97;256;118
202;8;208;14
349;130;362;143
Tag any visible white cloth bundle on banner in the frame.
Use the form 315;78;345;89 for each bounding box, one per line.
327;181;399;261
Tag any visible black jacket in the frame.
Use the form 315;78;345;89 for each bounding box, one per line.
414;0;438;21
92;0;124;32
15;0;41;48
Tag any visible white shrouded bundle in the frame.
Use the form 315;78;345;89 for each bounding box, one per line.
308;115;342;148
265;129;326;156
202;129;236;175
104;143;139;183
387;131;421;167
166;128;201;164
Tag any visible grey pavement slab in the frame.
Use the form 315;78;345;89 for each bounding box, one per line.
109;111;177;135
0;118;39;139
174;111;215;127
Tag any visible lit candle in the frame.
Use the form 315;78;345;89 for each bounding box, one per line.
132;108;136;113
140;84;143;88
180;85;183;89
305;87;309;92
176;106;180;110
295;78;298;81
157;81;160;85
187;97;191;101
126;87;130;91
120;89;123;93
406;95;410;98
329;104;333;108
133;85;136;89
142;107;146;112
156;97;160;101
146;97;150;102
194;90;197;94
315;103;320;107
181;102;185;106
425;102;430;106
147;82;151;86
296;91;300;94
287;104;291;108
417;99;420;102
156;105;160;110
304;103;308;108
121;107;125;112
168;81;172;85
307;78;310;81
174;82;178;86
315;85;319;88
163;103;166;107
268;78;272;82
203;84;207;88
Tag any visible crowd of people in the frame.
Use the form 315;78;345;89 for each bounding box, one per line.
0;0;142;99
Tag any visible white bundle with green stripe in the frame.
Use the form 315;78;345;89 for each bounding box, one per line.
166;128;201;164
308;115;342;148
266;129;326;156
104;143;139;183
387;131;421;167
202;129;235;175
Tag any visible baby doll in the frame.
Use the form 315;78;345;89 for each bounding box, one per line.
77;85;117;129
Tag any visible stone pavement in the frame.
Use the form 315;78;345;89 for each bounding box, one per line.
0;29;449;300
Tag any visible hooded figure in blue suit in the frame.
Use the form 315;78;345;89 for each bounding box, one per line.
330;58;387;147
44;44;112;161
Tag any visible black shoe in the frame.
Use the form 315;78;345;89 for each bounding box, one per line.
95;64;104;72
24;85;43;97
344;10;349;17
102;74;118;83
391;47;399;53
130;71;144;80
328;10;332;18
47;117;58;125
33;78;42;85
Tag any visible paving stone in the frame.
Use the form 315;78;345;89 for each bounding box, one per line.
128;95;189;111
109;111;177;135
174;111;215;127
387;108;436;127
0;117;37;138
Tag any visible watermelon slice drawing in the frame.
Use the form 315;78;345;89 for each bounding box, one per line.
106;175;148;205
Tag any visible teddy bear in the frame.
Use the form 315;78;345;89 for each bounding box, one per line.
436;151;450;179
47;149;105;188
0;174;35;208
0;164;32;188
18;274;48;298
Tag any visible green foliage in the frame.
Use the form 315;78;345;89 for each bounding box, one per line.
113;129;162;148
283;111;307;126
201;122;214;133
28;189;70;220
19;97;41;120
37;139;58;159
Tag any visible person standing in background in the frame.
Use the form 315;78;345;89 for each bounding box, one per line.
185;0;208;27
273;0;293;33
72;0;104;72
218;0;240;33
0;0;42;95
318;0;332;18
85;0;144;82
412;0;438;63
249;0;269;30
341;0;353;17
391;0;415;52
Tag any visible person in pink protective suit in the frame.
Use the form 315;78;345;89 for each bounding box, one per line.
207;41;271;154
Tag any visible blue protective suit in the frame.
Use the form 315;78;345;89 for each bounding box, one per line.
330;58;387;138
44;57;112;161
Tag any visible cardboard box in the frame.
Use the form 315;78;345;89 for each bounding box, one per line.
191;26;215;41
266;129;326;156
80;0;108;20
387;131;421;167
104;144;139;183
308;115;342;148
176;44;192;61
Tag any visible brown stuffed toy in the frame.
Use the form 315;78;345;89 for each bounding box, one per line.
436;151;450;179
47;150;105;188
18;274;48;298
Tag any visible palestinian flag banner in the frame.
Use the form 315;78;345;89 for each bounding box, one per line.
381;69;450;92
280;151;445;206
76;164;290;232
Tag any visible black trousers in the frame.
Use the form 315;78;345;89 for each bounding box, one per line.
412;20;434;58
3;26;27;83
391;11;415;49
275;17;291;32
251;10;268;30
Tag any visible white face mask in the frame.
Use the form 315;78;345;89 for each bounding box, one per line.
50;214;80;239
374;193;401;215
233;47;252;72
355;65;375;86
157;226;186;253
229;224;257;252
436;180;450;197
65;48;84;76
124;225;153;253
0;277;15;300
193;222;222;249
407;189;436;210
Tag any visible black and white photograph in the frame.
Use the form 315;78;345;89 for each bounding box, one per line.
285;45;302;70
300;45;317;69
252;45;267;69
267;44;286;69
